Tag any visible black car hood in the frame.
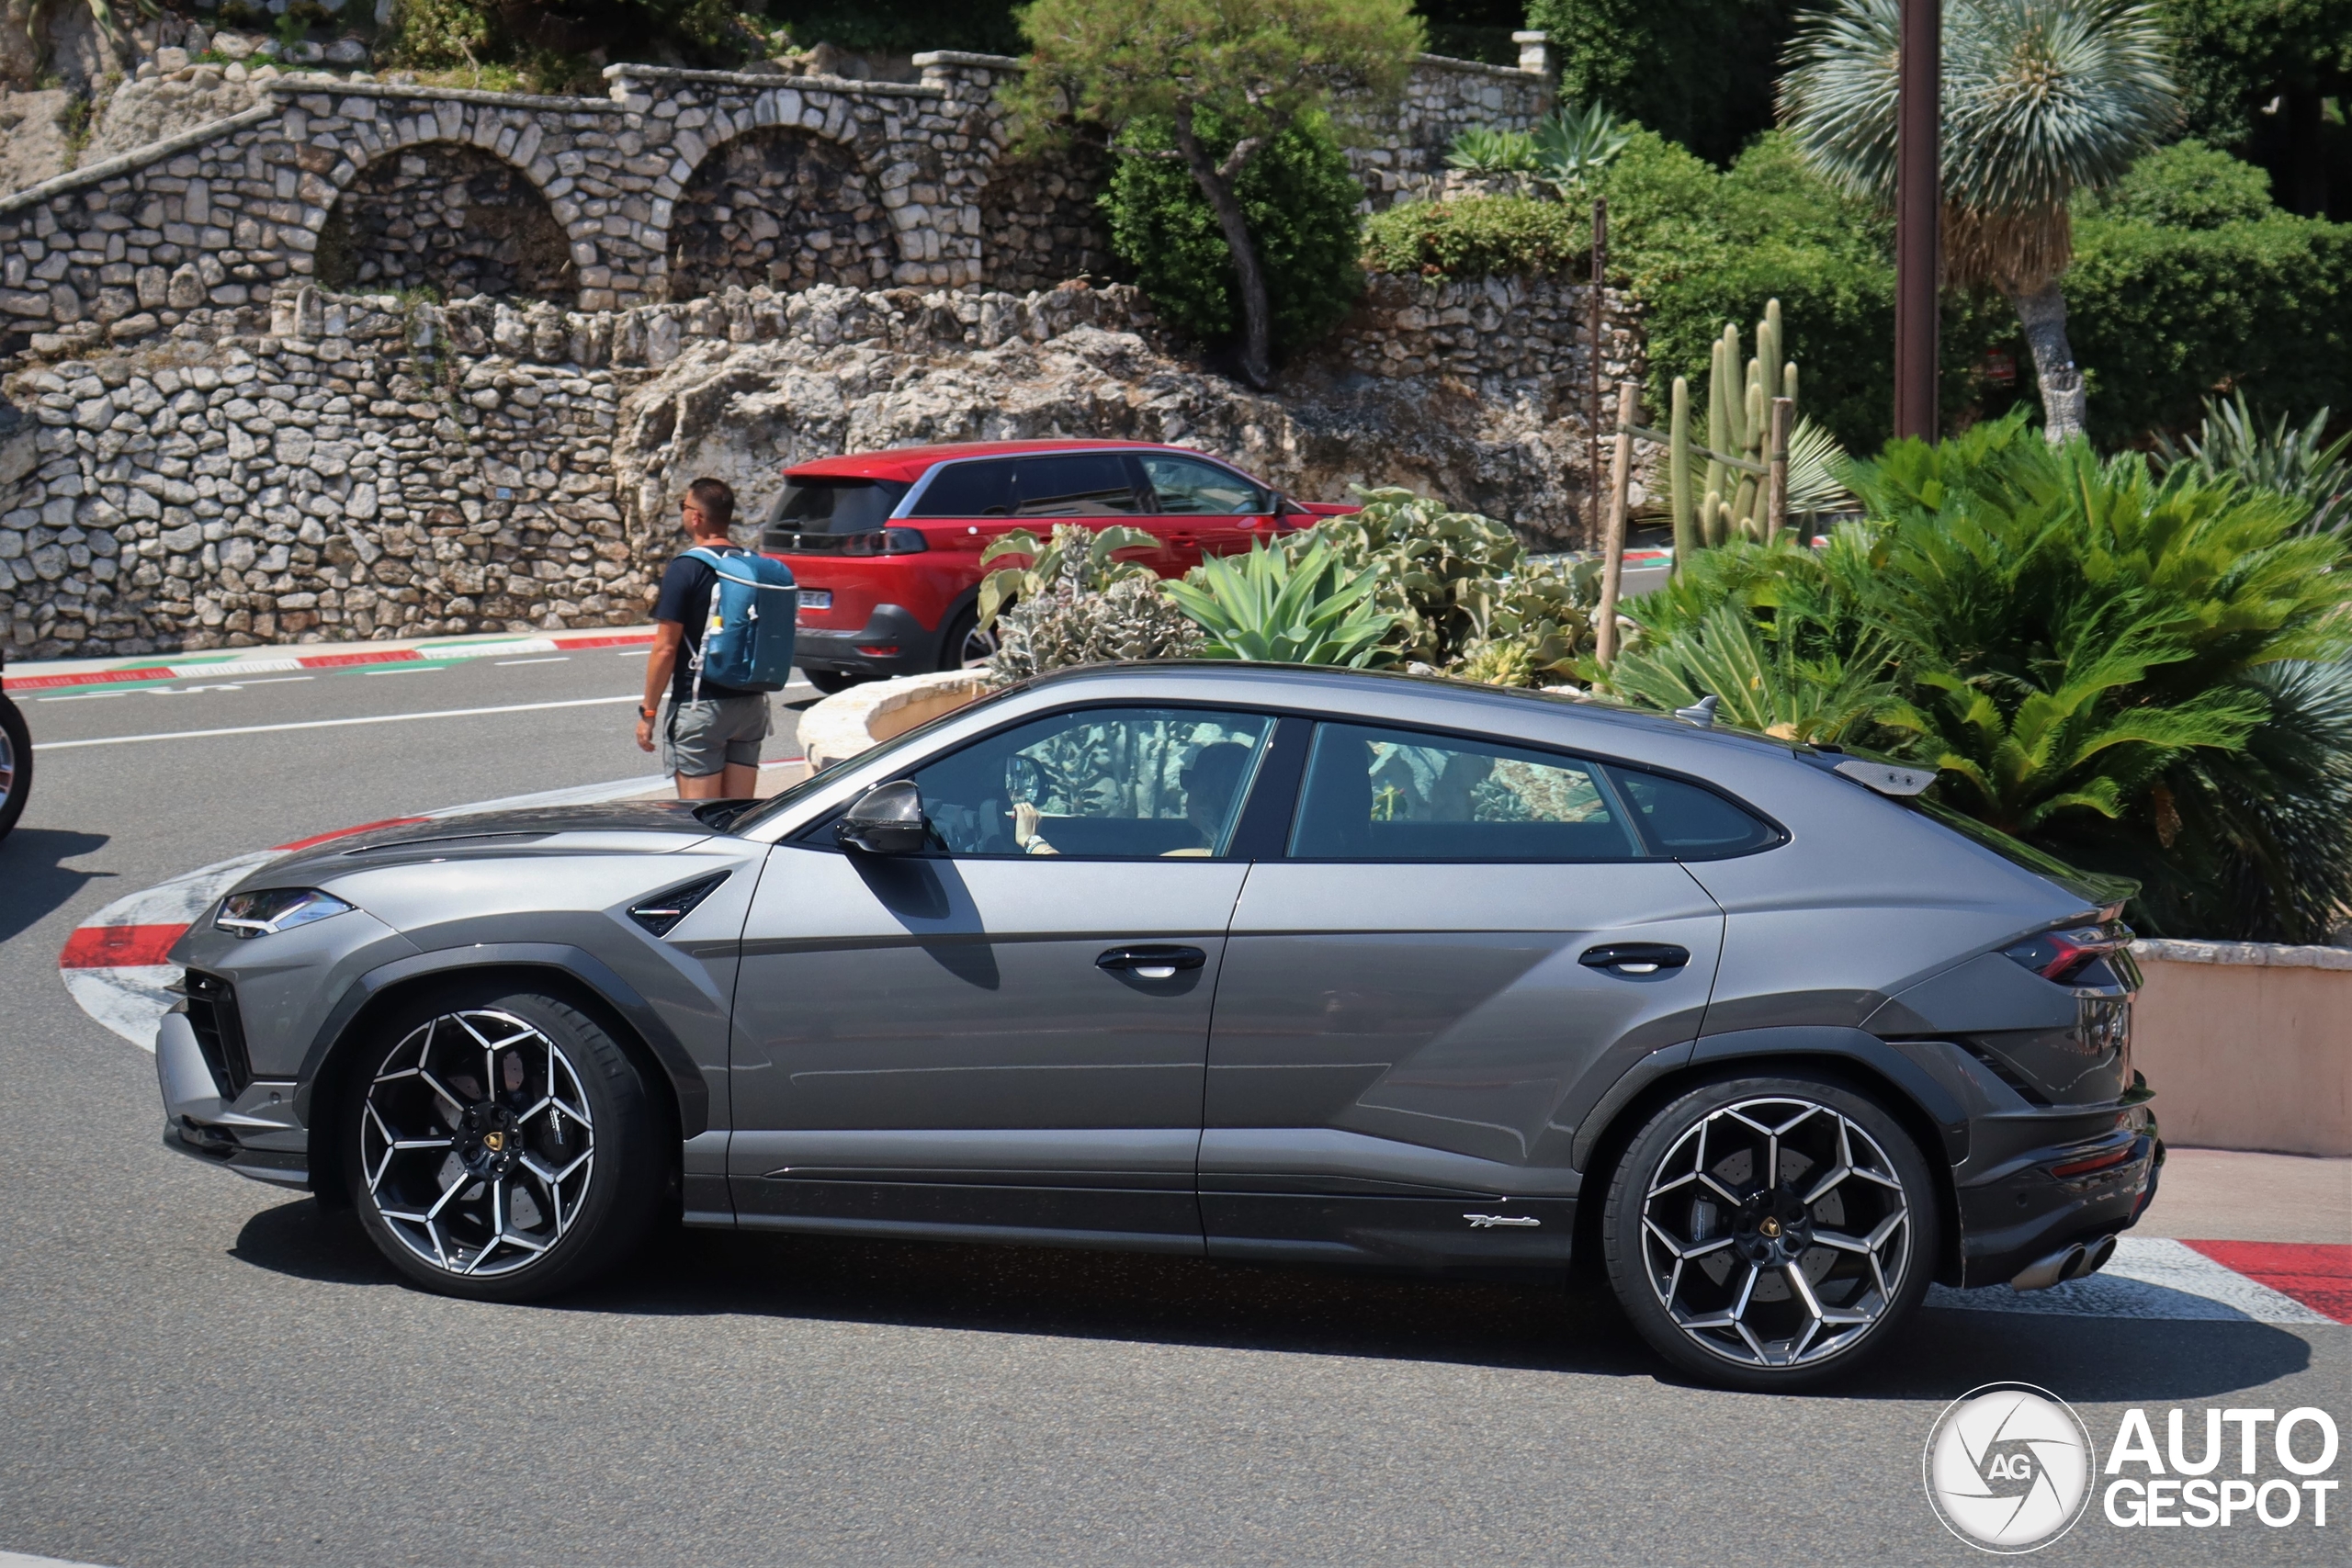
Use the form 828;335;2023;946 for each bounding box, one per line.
266;800;728;875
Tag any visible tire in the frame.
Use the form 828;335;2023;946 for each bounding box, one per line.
937;604;997;671
803;668;862;694
0;693;26;843
1601;1071;1939;1391
341;984;664;1302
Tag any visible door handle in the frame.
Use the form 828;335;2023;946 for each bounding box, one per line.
1579;942;1691;977
1097;944;1207;980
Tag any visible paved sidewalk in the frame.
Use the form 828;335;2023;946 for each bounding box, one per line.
2135;1146;2352;1244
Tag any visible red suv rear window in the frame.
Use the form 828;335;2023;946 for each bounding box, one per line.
765;478;910;538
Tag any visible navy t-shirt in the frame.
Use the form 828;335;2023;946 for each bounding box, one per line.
651;550;759;704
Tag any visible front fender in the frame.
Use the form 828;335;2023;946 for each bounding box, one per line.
291;942;711;1137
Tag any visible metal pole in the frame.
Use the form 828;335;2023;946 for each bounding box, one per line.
1595;380;1638;668
1588;197;1608;550
1894;0;1939;442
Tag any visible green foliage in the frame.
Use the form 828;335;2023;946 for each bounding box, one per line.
988;576;1205;681
1102;111;1366;355
381;0;772;80
1602;412;2352;938
764;1;1024;55
1361;196;1589;281
1531;101;1634;194
2085;139;2278;229
1164;539;1398;666
1525;0;1799;165
2152;392;2352;535
2154;0;2352;155
2055;209;2352;444
1445;126;1539;174
975;525;1160;630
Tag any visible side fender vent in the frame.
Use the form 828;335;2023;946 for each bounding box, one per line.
628;872;731;937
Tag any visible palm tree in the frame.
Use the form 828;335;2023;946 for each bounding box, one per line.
1780;0;2178;441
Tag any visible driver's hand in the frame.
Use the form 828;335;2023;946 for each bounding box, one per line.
1012;800;1041;846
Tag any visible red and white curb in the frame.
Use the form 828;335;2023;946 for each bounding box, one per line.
5;628;656;694
57;772;674;1051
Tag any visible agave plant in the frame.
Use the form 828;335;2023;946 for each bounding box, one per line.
976;524;1161;630
1781;0;2178;441
1444;125;1539;174
1531;101;1631;195
1163;538;1396;667
2152;394;2351;536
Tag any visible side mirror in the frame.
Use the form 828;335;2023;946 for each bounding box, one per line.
837;779;929;855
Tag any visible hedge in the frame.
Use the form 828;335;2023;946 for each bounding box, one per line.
1360;195;1589;282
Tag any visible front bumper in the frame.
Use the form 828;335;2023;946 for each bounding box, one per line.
156;1008;310;1188
1952;1100;2161;1288
794;603;943;679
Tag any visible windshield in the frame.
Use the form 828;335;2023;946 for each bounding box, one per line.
728;680;1031;837
764;478;911;536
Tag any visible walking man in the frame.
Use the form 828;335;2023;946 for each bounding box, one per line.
636;478;771;800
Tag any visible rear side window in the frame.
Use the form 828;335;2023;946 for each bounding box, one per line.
1288;723;1643;862
1012;454;1147;516
1139;454;1267;515
1605;766;1781;859
907;459;1017;518
764;478;910;536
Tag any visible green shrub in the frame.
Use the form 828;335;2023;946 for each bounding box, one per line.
2085;139;2278;229
1102;110;1366;357
1524;0;1794;165
1361;197;1588;281
1165;539;1397;666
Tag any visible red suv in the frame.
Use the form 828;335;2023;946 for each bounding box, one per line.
760;441;1350;690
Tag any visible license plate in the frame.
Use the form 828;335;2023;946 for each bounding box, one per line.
797;590;831;612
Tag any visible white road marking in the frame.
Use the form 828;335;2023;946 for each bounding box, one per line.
1927;1237;2335;1324
496;657;571;666
39;675;315;702
34;694;643;751
360;664;442;675
38;690;127;702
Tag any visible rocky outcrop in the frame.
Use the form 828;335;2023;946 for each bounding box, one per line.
82;64;260;165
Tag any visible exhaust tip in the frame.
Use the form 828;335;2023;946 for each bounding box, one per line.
2075;1234;2118;1279
2012;1243;2086;1292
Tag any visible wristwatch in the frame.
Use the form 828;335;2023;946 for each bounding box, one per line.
638;705;659;721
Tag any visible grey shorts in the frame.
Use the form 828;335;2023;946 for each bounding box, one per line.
662;694;772;778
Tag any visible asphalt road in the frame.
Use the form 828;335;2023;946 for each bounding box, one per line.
0;655;2342;1567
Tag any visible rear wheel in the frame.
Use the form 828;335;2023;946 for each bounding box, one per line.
939;605;997;671
343;985;663;1301
0;694;26;842
1601;1072;1937;1390
803;668;862;694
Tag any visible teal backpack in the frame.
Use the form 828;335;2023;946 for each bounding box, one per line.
684;546;797;696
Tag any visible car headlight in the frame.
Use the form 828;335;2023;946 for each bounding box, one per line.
214;887;356;939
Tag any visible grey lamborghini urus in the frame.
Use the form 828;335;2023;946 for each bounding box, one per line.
158;664;2159;1390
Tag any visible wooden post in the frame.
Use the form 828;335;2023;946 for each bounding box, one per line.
1587;197;1607;551
1766;396;1793;542
1594;379;1639;667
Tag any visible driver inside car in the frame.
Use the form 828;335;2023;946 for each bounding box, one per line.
1013;741;1255;858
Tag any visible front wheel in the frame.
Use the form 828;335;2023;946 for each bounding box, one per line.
343;986;663;1301
1601;1072;1939;1390
0;693;27;842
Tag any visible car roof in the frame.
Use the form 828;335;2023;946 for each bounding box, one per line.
785;440;1188;485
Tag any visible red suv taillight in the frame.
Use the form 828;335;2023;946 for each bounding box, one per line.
2003;922;2132;985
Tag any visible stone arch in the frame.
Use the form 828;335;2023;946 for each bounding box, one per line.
666;125;896;299
313;141;576;302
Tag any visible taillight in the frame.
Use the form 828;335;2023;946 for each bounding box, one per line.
843;527;929;556
2050;1145;2133;1179
2004;922;2132;984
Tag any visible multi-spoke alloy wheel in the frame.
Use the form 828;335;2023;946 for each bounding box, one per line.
345;987;660;1301
1604;1075;1936;1390
363;1010;595;1278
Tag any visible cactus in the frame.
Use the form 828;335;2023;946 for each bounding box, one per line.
1668;299;1833;565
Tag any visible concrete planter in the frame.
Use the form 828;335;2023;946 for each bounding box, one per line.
2131;939;2352;1156
797;669;995;773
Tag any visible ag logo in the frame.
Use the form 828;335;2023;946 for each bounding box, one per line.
1925;1383;2097;1553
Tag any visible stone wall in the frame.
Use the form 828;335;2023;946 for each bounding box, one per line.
1;271;1635;660
666;127;896;298
314;142;577;301
1344;51;1554;208
979;141;1114;293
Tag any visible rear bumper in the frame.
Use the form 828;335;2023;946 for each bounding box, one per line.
794;603;942;679
1952;1101;2160;1288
